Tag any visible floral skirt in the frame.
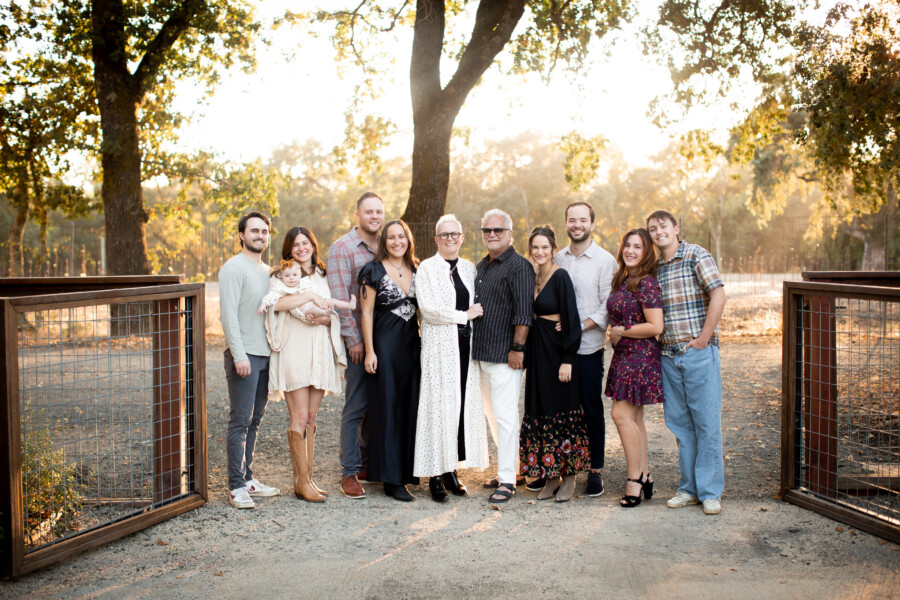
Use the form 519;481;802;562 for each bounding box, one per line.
519;409;591;478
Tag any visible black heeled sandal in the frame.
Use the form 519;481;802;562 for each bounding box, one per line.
642;472;654;500
621;474;644;508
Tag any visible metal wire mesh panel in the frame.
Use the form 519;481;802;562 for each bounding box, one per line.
784;282;900;541
16;299;196;553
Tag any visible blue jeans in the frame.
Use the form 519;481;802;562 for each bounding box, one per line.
661;345;724;501
224;350;270;491
577;349;606;469
339;358;370;478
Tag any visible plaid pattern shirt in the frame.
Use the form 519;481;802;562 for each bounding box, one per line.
326;227;376;347
656;241;724;356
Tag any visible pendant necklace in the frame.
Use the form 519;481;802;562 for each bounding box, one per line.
388;259;404;278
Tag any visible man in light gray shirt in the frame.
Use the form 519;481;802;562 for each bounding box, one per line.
554;201;617;497
219;211;281;509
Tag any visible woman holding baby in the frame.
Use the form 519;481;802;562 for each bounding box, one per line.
262;226;354;502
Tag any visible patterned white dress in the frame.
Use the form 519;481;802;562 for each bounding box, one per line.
413;254;488;477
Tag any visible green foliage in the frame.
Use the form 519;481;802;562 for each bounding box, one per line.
794;1;900;209
559;131;608;191
22;408;83;546
645;0;799;125
145;152;280;275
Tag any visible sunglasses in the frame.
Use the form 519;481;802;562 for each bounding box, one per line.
480;227;508;236
437;232;462;240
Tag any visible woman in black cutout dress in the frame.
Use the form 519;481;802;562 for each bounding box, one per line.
519;226;590;502
359;220;421;501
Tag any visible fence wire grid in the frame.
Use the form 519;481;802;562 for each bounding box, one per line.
792;291;900;534
16;299;197;553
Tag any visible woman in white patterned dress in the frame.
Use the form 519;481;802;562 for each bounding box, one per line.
413;214;488;502
266;226;346;502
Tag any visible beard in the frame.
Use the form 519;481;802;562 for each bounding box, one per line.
567;228;591;243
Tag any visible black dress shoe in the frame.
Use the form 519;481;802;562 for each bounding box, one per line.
442;471;468;496
384;483;414;502
526;477;547;492
429;476;449;502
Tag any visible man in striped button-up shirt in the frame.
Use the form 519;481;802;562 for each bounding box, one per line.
472;209;534;503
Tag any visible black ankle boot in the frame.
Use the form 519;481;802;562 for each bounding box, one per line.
442;471;468;496
429;476;449;502
385;483;414;502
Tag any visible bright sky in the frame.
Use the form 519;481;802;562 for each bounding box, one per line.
173;2;756;169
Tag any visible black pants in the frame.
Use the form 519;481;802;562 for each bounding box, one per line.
577;349;606;469
457;327;470;462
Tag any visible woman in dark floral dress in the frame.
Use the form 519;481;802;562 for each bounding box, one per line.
606;227;665;508
519;226;590;503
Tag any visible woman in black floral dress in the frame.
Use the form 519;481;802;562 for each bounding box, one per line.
360;220;421;502
519;226;590;503
605;228;665;507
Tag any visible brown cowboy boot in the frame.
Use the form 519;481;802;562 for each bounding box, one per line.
306;424;327;496
287;430;325;502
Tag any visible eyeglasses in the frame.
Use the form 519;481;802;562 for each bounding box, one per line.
480;227;508;236
437;231;462;240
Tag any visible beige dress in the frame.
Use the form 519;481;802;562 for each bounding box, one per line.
265;270;346;396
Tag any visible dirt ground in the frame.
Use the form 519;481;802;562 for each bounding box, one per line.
3;340;899;599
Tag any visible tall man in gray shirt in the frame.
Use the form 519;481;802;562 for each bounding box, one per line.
219;211;281;509
555;202;617;497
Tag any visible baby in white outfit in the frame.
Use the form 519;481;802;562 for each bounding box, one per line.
258;260;356;317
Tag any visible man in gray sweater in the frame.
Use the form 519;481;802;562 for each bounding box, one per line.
219;211;281;508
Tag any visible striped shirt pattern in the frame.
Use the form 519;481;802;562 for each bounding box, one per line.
326;227;376;347
555;241;617;355
656;241;724;356
472;245;535;363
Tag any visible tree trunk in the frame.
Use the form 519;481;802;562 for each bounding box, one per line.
94;78;149;275
401;0;526;258
6;182;28;277
93;0;150;275
403;117;455;258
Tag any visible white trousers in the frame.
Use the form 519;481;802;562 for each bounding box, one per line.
479;361;522;485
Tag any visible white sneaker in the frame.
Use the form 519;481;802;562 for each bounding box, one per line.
246;478;280;497
702;499;722;515
229;486;256;509
667;491;700;508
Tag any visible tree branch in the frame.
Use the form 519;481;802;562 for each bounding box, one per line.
133;0;206;96
443;0;526;114
382;0;411;32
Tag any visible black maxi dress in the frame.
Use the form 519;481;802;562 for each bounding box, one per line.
358;262;421;486
519;268;591;478
447;257;470;461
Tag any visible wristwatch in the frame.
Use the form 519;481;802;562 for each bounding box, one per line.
580;322;586;331
510;342;526;353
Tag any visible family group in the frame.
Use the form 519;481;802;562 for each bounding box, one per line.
218;192;726;515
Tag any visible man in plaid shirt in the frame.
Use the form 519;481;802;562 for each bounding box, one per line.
327;191;384;499
647;210;727;516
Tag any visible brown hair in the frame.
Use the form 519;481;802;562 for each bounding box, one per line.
237;211;270;248
374;219;419;270
645;209;680;242
281;226;326;277
528;225;558;254
356;191;383;209
564;201;595;223
611;228;657;294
